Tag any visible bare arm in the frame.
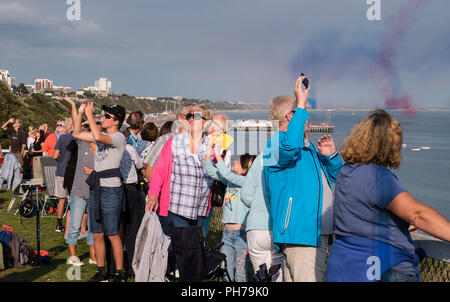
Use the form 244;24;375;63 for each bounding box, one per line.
85;102;113;145
62;97;77;124
387;192;450;242
53;149;60;160
1;118;14;131
73;102;95;142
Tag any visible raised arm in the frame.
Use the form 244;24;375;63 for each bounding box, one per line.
62;97;77;124
85;102;113;145
2;118;14;131
72;101;95;142
276;75;311;166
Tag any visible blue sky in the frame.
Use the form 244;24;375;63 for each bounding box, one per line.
1;0;449;108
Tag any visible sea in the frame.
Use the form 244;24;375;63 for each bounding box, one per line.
219;109;450;221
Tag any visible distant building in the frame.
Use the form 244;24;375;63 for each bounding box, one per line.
0;70;15;90
173;96;182;101
53;86;72;94
136;96;158;101
35;78;53;90
94;77;111;94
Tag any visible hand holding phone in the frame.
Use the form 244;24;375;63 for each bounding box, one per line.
300;73;309;89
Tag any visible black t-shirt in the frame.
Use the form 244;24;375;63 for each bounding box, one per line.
7;127;27;153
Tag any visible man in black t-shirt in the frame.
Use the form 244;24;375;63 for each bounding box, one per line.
1;118;27;167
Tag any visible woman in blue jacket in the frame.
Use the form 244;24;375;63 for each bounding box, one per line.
263;75;342;282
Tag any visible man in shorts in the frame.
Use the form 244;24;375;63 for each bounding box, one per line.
73;101;127;282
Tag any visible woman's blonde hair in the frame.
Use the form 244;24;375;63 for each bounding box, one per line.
340;109;403;169
190;104;213;121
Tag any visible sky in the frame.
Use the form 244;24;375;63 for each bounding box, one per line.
1;0;449;108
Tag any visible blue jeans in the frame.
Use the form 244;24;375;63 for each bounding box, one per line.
66;195;93;246
380;269;417;282
221;229;249;282
87;187;123;236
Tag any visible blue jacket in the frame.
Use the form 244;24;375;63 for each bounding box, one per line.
263;108;342;248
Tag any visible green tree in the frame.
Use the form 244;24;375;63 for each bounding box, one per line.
17;83;29;96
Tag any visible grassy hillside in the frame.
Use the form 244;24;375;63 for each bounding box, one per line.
1;81;262;149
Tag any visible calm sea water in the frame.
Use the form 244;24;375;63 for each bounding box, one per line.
220;110;450;220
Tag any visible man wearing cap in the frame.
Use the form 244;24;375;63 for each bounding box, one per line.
73;101;127;282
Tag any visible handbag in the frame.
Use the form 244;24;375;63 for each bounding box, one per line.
211;180;226;207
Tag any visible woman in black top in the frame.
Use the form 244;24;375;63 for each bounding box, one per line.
31;130;46;156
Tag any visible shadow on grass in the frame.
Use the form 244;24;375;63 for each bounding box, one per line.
0;258;66;282
48;245;67;257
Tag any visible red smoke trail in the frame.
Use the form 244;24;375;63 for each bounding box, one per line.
373;0;433;115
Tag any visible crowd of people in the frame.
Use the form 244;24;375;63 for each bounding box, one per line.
1;74;449;282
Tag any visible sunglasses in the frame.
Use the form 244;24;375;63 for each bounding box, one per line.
56;124;64;127
104;113;117;120
186;113;206;121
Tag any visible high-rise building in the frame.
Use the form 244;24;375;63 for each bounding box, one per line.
0;70;15;90
34;78;53;90
94;77;111;94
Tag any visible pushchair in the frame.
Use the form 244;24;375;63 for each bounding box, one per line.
166;225;231;282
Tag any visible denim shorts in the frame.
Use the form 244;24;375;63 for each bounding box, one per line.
87;187;123;236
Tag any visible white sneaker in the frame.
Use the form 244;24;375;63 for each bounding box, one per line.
67;256;84;266
89;258;97;265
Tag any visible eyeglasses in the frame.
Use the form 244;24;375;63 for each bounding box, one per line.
186;113;206;121
104;113;116;120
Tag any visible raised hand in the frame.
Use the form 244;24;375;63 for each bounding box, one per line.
62;97;75;106
84;101;94;116
78;101;88;113
317;135;336;157
294;75;311;109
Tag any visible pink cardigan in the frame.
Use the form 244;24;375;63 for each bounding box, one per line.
148;136;174;217
148;135;213;217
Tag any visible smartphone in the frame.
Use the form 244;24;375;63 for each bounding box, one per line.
300;72;309;89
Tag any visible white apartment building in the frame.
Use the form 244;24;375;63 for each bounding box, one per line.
94;77;111;94
35;78;53;90
0;70;16;89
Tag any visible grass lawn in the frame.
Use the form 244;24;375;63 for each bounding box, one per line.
0;189;97;282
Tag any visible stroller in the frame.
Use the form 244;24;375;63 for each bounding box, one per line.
166;224;231;282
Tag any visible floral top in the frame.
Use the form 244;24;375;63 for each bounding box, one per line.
203;160;249;226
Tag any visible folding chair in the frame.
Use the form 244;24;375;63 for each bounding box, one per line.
40;157;69;218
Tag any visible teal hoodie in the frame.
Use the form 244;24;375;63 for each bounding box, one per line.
203;160;249;225
263;108;342;248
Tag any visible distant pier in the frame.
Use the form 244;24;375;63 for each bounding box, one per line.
230;120;334;132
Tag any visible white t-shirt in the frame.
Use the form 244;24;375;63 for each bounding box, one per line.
94;131;126;187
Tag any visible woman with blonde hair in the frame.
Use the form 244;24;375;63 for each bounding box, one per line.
145;104;214;281
326;109;450;282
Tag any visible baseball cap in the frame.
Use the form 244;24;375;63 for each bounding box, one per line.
102;105;126;127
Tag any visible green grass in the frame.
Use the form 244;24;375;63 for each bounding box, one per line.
0;189;97;282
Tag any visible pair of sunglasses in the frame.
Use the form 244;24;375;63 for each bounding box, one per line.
186;113;206;121
56;124;64;127
104;113;116;120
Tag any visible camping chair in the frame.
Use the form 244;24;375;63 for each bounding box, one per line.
40;157;69;218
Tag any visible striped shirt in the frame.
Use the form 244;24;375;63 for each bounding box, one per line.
169;133;213;220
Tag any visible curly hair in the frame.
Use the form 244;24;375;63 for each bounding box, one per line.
340;109;403;169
